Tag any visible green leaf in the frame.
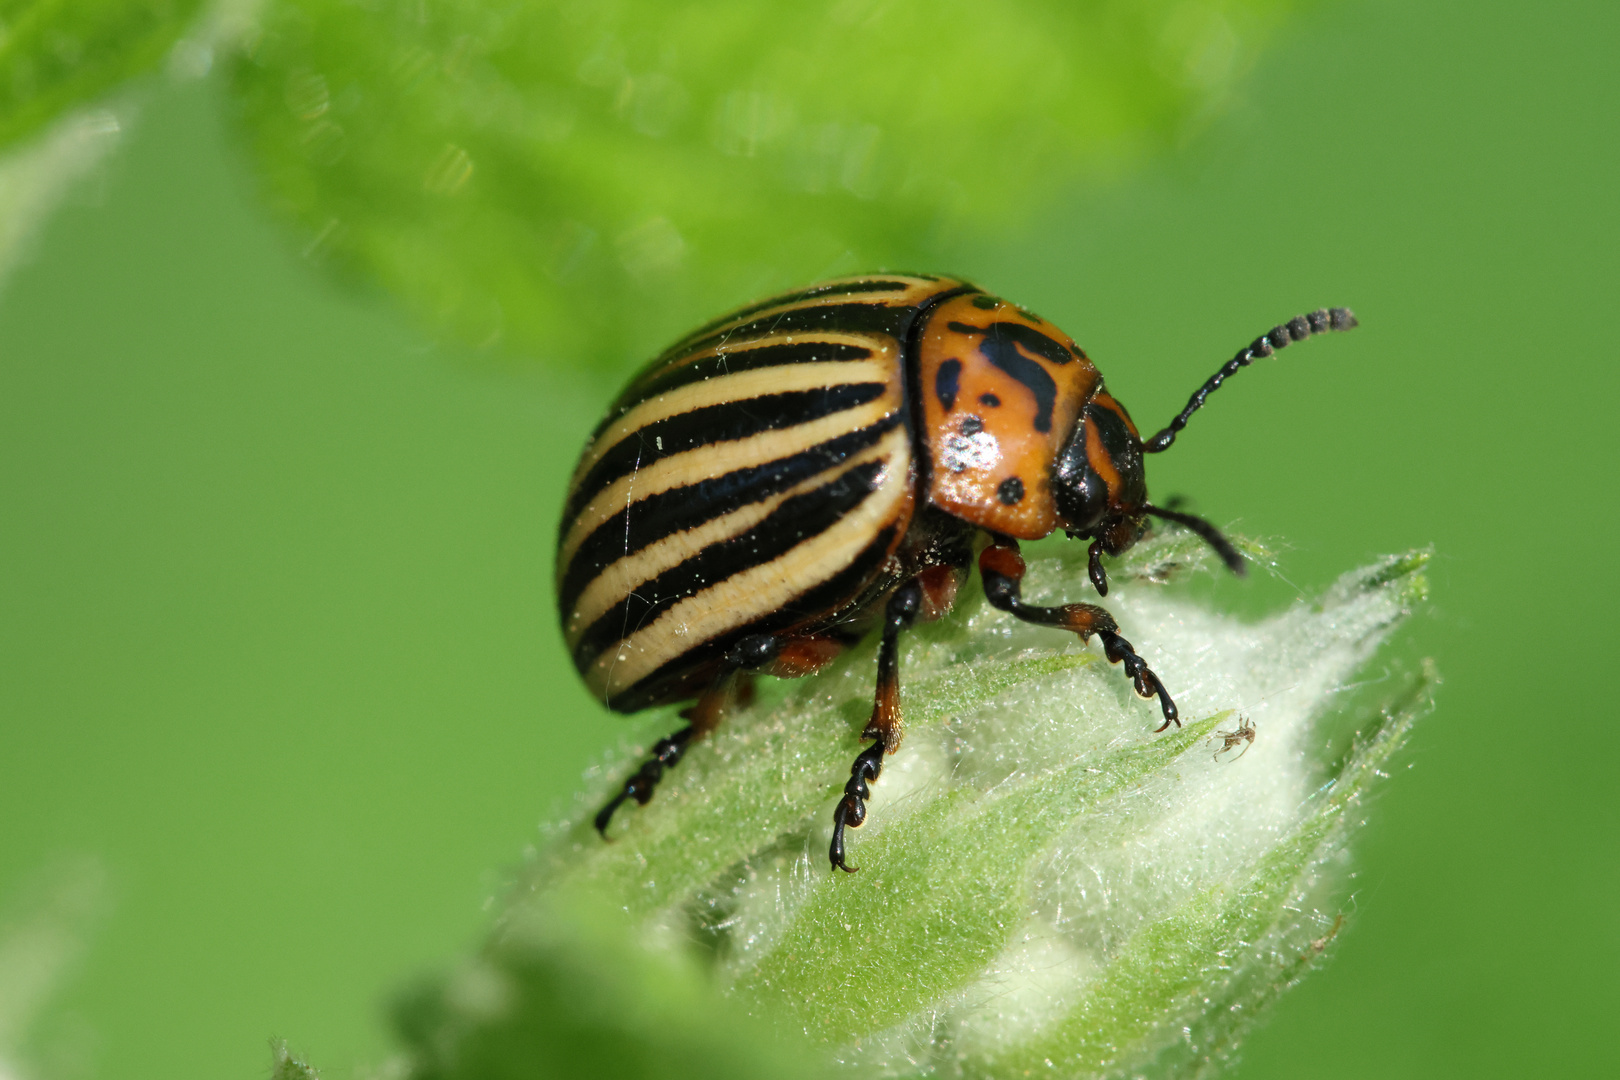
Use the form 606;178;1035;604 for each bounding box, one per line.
0;0;208;151
0;0;264;290
395;898;834;1080
0;104;125;286
542;652;1095;919
726;712;1231;1036
397;538;1431;1079
0;858;108;1079
269;1039;321;1080
225;0;1302;369
980;673;1431;1077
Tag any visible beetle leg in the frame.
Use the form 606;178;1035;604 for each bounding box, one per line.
732;630;853;680
1086;539;1110;596
593;627;859;837
830;579;922;873
979;537;1180;731
593;674;732;837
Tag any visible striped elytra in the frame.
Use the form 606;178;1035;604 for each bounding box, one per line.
562;273;1360;872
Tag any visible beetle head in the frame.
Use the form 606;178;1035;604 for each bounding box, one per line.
1053;392;1245;573
1052;393;1148;554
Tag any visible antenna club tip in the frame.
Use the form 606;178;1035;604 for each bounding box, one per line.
1329;307;1358;331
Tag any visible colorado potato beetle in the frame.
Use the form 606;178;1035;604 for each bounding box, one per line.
558;274;1356;871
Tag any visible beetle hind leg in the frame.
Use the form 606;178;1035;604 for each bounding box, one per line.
829;579;922;873
593;674;736;837
593;626;861;838
978;537;1180;731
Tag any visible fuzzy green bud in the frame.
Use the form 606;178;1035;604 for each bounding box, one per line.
396;535;1431;1080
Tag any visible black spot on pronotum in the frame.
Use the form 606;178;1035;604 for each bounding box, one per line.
960;415;984;436
997;477;1025;505
947;321;1071;432
979;392;1001;407
935;358;962;411
971;294;998;309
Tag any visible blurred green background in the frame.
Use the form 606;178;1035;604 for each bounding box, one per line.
0;0;1615;1077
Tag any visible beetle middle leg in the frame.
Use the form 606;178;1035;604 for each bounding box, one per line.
829;578;923;873
978;536;1180;731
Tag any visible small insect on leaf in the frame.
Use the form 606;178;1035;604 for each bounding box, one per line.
1211;715;1257;761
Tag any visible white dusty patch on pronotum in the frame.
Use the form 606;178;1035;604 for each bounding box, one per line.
528;534;1431;1079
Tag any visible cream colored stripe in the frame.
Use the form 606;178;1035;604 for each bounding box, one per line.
568;359;896;494
582;447;912;701
558;395;899;567
564;427;909;644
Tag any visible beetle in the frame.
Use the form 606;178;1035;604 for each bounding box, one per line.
558;274;1356;871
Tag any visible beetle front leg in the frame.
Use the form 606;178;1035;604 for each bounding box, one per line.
979;537;1179;731
1087;538;1110;596
830;579;922;873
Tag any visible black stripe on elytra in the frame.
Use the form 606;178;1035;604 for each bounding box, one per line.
584;297;914;444
947;320;1073;433
795;277;924;300
664;279;920;354
935;357;962;412
602;522;901;712
559;416;902;616
565;382;888;525
609;339;874;422
681;301;915;357
572;459;888;670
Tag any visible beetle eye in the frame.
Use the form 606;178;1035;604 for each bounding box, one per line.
1053;416;1110;532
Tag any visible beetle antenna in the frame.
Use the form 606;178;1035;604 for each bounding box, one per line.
1140;307;1358;454
1142;504;1247;576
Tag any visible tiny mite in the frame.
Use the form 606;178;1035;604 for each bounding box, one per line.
557;275;1355;871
